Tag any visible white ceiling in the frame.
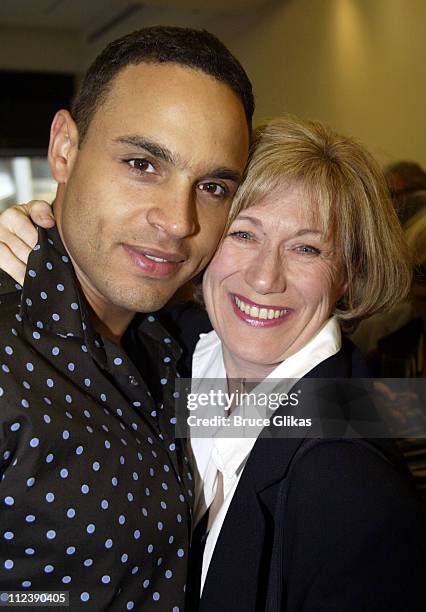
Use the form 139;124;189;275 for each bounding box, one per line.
0;0;273;32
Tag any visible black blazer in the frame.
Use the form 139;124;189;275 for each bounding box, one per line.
193;348;426;612
160;304;426;611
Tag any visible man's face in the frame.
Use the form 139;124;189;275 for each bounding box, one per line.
54;63;249;315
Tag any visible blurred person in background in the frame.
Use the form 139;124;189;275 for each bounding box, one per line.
386;160;426;226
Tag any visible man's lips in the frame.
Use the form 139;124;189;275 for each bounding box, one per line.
231;293;294;327
122;244;186;278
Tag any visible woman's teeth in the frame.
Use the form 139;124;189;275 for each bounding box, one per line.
235;297;288;320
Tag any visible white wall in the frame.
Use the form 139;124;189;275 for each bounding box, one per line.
221;0;426;167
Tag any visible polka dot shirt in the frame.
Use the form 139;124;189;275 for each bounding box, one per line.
0;228;193;611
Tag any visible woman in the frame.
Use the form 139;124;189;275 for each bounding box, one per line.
0;117;424;611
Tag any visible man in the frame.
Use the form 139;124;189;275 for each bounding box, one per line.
0;26;252;610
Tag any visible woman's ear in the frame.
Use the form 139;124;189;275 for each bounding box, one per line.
48;110;79;184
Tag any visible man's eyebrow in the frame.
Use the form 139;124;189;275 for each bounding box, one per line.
114;135;178;165
114;135;242;184
205;167;242;184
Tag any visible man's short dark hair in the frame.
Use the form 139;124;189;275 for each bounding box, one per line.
72;26;254;141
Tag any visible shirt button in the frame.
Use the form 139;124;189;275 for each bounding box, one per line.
128;375;140;387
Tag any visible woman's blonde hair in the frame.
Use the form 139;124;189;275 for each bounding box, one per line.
226;115;412;328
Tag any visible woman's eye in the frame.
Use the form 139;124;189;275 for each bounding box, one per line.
198;182;227;198
296;244;321;255
228;230;253;241
127;159;155;174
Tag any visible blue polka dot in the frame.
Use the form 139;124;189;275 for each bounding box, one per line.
4;531;14;540
160;378;167;385
68;363;75;372
4;560;14;569
133;530;141;540
83;559;93;567
101;575;110;584
21;399;29;408
105;538;113;549
62;430;70;440
43;414;51;424
165;569;172;578
26;477;35;487
46;492;55;503
62;576;71;584
172;608;180;612
76;445;83;455
121;553;128;563
22;581;31;588
66;546;75;555
5;346;13;355
118;515;126;525
26;515;35;523
163;356;171;363
80;593;90;602
147;544;154;553
57;283;64;291
153;592;160;601
71;302;78;310
86;523;95;534
126;603;134;610
29;437;39;448
41;291;48;300
52;314;60;322
46;453;54;463
143;580;150;588
131;566;139;575
46;530;56;539
44;564;54;573
25;548;35;555
101;499;109;510
92;461;100;472
60;468;68;478
157;521;163;530
112;477;118;486
32;331;40;339
46;378;54;388
104;440;111;449
113;357;123;366
81;484;89;494
177;548;184;557
84;378;91;387
67;508;76;518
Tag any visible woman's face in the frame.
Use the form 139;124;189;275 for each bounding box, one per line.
203;183;347;377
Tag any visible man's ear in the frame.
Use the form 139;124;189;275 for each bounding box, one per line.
48;110;79;183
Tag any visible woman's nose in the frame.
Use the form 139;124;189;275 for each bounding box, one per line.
244;249;287;295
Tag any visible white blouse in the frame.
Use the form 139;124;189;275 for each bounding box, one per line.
190;316;342;594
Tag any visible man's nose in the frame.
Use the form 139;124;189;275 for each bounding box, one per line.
244;248;287;295
146;181;197;239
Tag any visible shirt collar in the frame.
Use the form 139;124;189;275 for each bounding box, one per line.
191;317;341;481
19;226;181;362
